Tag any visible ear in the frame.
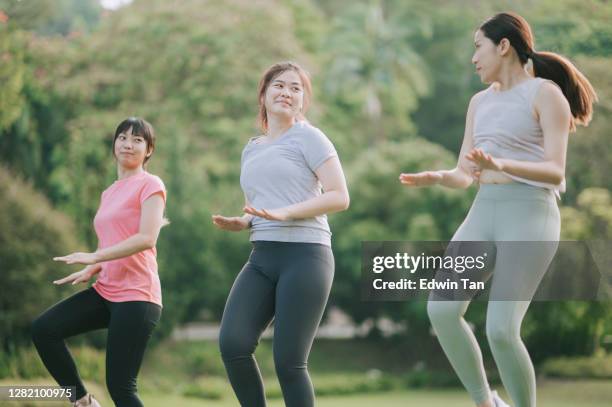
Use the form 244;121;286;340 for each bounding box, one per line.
498;38;511;56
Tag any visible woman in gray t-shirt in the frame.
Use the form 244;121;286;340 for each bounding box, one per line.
212;61;349;407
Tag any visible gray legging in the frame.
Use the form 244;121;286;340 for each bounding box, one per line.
219;241;334;407
427;183;560;407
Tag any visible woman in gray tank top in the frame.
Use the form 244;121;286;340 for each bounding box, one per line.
399;12;596;407
212;61;350;407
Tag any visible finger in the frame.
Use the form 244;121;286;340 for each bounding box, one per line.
53;275;75;285
73;276;87;285
261;209;276;220
246;207;266;217
53;256;69;262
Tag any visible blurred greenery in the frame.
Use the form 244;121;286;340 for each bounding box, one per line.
0;0;610;382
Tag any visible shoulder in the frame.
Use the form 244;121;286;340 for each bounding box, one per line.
469;88;490;109
247;135;265;144
292;122;332;144
242;135;264;153
241;137;258;159
142;172;166;189
534;79;565;100
534;79;570;112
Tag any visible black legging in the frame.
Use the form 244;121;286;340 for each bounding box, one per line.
31;287;161;406
219;241;335;407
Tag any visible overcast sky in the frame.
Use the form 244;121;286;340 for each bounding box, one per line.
100;0;132;10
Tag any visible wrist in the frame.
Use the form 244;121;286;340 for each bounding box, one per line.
284;207;295;221
85;265;98;276
93;251;103;263
437;170;448;184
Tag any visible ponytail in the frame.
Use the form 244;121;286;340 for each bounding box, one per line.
531;51;598;131
480;12;598;132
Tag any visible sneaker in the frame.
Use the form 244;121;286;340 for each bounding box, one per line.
491;390;510;407
74;394;101;407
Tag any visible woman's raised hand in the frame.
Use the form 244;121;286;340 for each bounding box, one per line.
399;171;444;187
243;206;291;221
212;215;251;231
53;265;99;286
54;252;98;265
465;148;504;171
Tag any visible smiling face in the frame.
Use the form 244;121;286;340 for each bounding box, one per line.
113;126;151;169
472;29;506;84
262;69;305;123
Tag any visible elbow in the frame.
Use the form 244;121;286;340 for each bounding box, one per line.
551;174;564;186
338;191;350;211
453;168;474;190
141;234;157;250
550;166;565;185
460;177;474;190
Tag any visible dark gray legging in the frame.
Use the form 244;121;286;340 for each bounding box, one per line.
219;241;334;407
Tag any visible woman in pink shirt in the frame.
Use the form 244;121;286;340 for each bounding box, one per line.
32;118;167;407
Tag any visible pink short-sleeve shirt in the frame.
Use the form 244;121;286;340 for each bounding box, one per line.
92;171;166;306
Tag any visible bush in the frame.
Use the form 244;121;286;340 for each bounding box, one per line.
0;166;80;354
541;355;612;379
0;345;105;381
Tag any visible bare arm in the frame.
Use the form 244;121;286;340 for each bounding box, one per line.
499;82;570;184
400;91;483;189
54;193;166;265
466;83;570;185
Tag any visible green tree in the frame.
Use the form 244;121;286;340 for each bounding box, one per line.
330;138;473;326
0;166;80;351
322;0;430;145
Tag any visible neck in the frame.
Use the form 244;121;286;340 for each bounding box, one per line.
495;62;531;91
266;115;296;139
117;165;144;180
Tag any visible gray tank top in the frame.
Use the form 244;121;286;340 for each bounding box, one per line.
240;121;338;246
473;77;565;197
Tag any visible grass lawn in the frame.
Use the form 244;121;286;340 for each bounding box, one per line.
3;340;611;406
2;378;610;406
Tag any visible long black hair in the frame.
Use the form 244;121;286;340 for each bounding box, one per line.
480;12;597;131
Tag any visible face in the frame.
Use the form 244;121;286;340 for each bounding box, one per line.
472;29;505;84
114;126;151;169
263;70;304;121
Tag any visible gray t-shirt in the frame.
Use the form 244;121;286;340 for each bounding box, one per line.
240;121;338;246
